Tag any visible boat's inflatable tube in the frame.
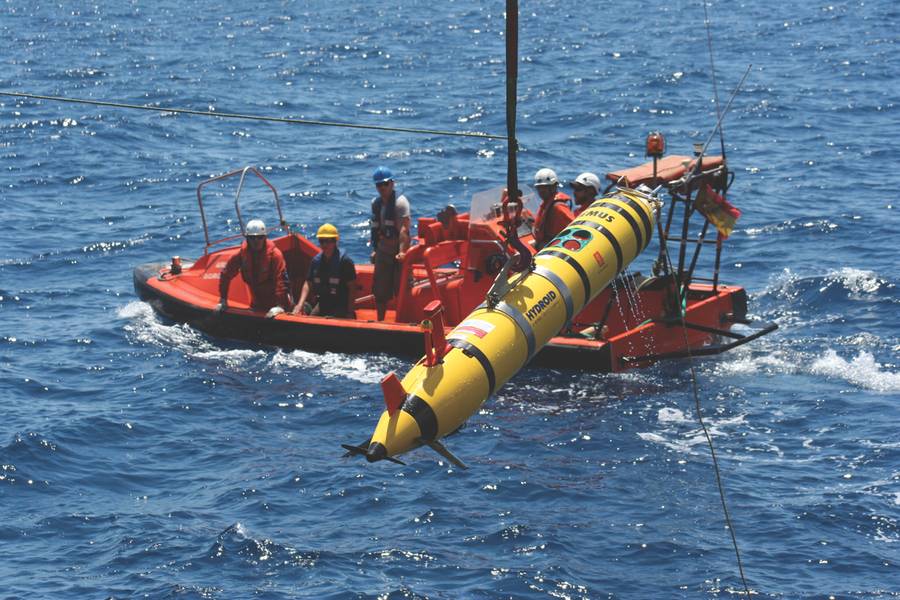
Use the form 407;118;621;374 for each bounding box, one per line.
364;188;659;464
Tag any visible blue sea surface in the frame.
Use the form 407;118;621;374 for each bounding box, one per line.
1;1;899;598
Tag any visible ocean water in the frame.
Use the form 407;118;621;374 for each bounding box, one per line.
1;0;899;598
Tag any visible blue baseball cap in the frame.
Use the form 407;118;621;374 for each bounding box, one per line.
372;166;394;184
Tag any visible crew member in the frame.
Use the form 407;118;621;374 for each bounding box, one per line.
370;166;411;321
437;204;467;240
292;224;357;318
532;167;573;249
216;219;290;317
570;172;601;217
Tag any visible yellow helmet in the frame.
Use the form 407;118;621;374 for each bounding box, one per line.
316;223;339;240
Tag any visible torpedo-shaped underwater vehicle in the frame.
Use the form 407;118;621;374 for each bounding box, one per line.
346;186;661;467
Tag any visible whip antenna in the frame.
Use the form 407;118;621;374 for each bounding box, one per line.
703;1;727;160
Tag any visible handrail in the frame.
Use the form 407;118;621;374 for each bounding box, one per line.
196;166;286;254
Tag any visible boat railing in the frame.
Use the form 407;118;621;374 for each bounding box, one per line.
196;166;287;255
655;158;732;293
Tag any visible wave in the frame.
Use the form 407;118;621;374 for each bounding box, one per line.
758;267;894;302
810;350;900;393
206;522;322;569
119;301;388;383
637;407;750;455
714;348;900;394
0;235;154;267
744;218;840;237
270;350;384;384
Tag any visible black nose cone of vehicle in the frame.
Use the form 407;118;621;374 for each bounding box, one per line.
366;442;388;463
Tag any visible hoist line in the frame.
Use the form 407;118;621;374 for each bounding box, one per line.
0;90;508;141
659;239;752;596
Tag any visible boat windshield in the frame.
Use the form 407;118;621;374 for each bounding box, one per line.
468;185;539;240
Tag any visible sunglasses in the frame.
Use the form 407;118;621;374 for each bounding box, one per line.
375;181;392;188
318;238;337;245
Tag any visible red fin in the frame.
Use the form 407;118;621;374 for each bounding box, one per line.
381;372;406;416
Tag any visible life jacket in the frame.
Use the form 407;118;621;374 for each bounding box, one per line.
239;239;279;285
534;192;573;248
573;201;593;218
371;193;399;241
219;238;290;310
310;250;344;300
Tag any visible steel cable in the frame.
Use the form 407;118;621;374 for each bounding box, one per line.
0;90;508;140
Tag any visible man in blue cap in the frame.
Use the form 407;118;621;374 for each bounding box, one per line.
370;166;411;321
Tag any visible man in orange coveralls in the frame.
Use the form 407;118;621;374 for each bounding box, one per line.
531;167;573;249
570;172;601;217
214;219;291;317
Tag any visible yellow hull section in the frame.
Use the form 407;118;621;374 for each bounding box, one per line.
366;188;658;463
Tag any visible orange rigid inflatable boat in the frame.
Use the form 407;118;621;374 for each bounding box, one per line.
133;149;775;372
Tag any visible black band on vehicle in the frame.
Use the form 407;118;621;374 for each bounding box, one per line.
448;338;497;396
539;249;592;300
603;195;653;250
597;201;644;252
402;395;438;441
569;220;624;274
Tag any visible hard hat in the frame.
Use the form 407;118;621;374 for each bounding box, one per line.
533;168;559;187
372;166;394;184
316;223;339;239
245;219;267;236
571;172;601;194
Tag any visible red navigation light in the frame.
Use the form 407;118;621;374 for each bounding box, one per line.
646;131;665;158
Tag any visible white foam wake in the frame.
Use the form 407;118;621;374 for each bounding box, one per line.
118;301;385;382
713;343;900;394
810;350;900;393
637;408;749;455
271;350;384;384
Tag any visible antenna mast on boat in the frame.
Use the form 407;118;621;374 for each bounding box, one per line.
703;1;727;161
505;0;519;199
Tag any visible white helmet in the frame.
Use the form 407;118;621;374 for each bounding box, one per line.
533;168;559;187
245;219;267;237
572;172;601;194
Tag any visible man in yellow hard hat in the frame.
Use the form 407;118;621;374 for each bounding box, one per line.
292;223;357;318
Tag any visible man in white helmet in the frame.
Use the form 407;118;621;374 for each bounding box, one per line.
570;172;602;217
215;219;291;318
532;167;573;249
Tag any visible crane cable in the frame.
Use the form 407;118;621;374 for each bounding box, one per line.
658;236;751;595
0;90;508;141
659;5;751;593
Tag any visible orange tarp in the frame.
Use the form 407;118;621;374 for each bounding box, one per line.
606;155;724;187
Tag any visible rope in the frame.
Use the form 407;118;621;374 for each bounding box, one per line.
658;243;753;596
0;90;508;140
